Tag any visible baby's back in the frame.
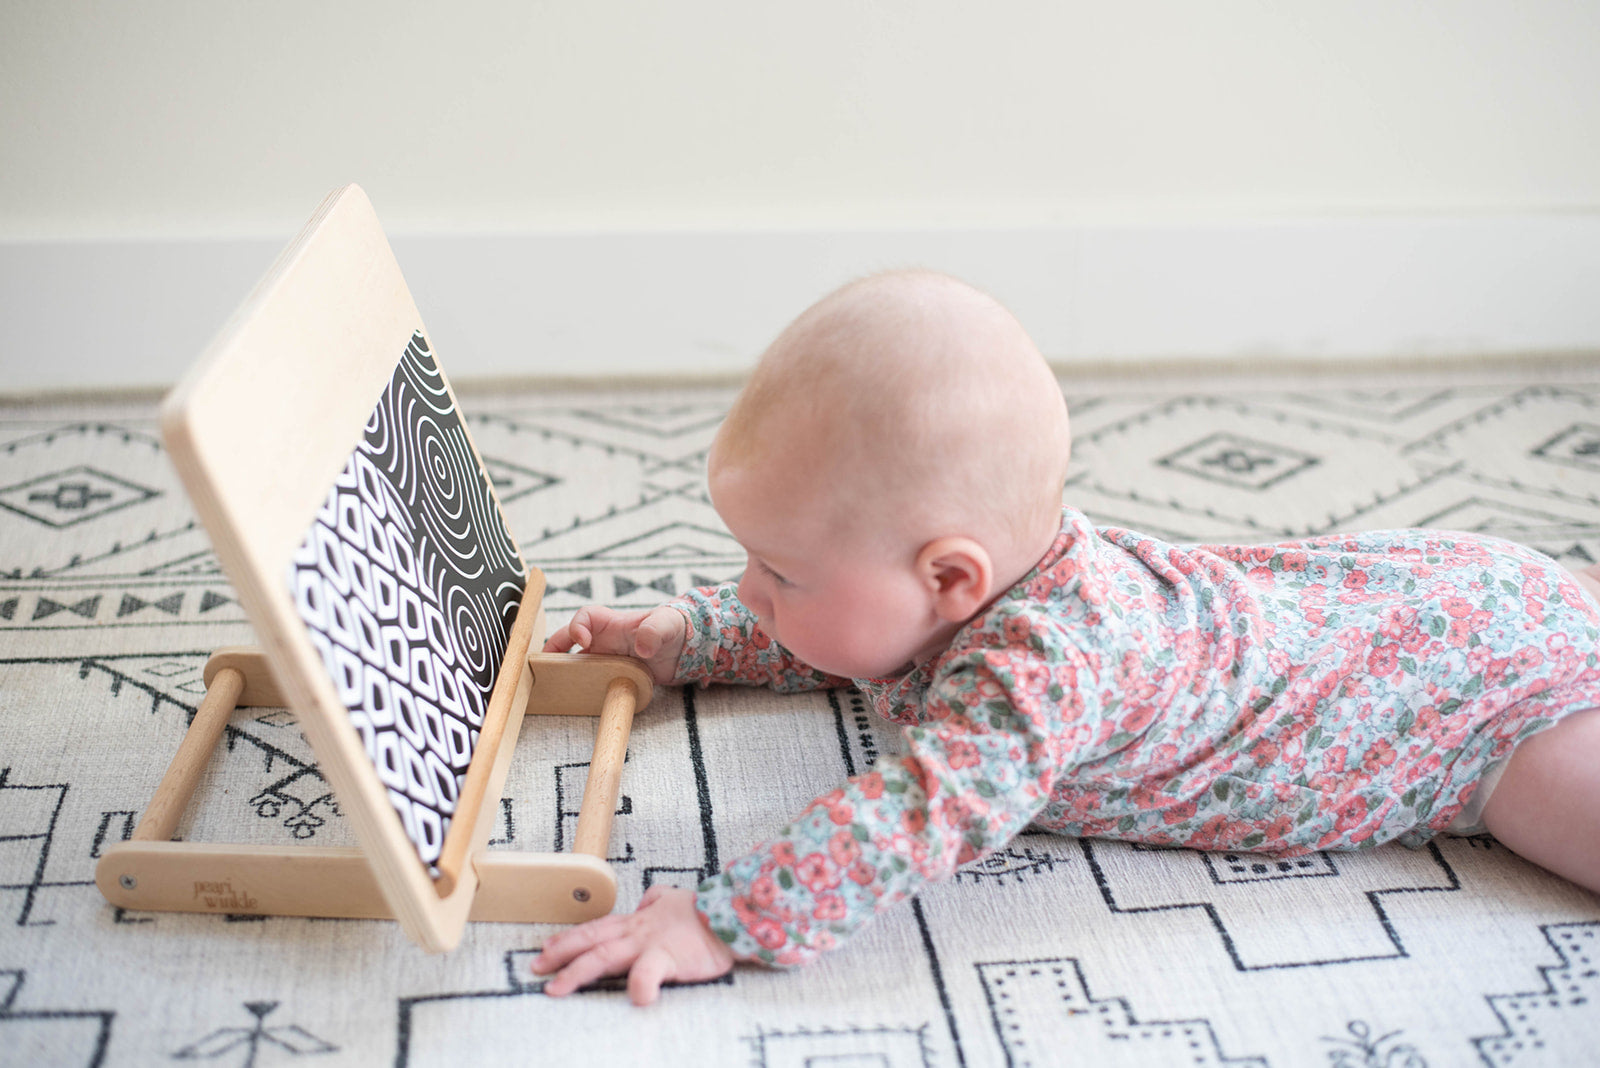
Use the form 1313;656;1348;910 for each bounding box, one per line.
1021;514;1600;852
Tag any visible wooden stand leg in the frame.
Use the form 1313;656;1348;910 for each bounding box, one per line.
524;653;653;863
132;667;244;843
572;678;639;859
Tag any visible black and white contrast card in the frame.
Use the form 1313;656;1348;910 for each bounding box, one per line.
286;332;526;873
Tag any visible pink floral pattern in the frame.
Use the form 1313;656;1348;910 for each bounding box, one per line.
673;509;1600;967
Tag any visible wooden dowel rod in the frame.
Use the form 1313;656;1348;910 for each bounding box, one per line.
132;667;243;842
572;678;638;859
433;570;545;897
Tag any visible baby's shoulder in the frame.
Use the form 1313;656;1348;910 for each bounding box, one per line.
941;593;1095;671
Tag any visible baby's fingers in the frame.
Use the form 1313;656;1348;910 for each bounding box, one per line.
627;946;676;1006
542;936;640;998
567;608;598;651
543;608;595;653
543;621;578;653
531;913;625;973
562;606;649;657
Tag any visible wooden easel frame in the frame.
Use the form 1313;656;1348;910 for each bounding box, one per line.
95;576;653;934
96;184;653;952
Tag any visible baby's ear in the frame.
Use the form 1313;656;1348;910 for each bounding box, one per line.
916;537;994;624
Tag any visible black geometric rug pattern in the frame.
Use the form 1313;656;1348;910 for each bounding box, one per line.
0;370;1596;1066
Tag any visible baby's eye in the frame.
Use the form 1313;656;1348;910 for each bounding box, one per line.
758;560;793;587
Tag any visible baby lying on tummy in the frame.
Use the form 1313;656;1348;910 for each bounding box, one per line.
533;270;1600;1005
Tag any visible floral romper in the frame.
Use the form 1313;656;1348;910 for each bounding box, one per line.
670;508;1600;967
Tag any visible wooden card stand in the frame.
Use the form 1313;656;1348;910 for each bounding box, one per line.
95;570;654;934
101;184;660;953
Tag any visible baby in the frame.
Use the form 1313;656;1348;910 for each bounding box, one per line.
532;270;1600;1005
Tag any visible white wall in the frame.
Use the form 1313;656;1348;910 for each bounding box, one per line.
3;2;1599;389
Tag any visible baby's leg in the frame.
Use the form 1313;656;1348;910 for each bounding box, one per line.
1481;707;1600;895
1574;562;1600;604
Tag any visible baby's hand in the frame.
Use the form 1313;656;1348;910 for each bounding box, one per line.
544;604;687;685
531;886;736;1006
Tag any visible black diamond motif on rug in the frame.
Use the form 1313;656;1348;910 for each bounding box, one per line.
1157;431;1322;491
1530;422;1600;473
0;465;160;528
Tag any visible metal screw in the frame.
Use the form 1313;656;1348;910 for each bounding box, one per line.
118;874;137;891
572;887;590;903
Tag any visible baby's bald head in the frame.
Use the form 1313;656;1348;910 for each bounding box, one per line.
711;271;1071;569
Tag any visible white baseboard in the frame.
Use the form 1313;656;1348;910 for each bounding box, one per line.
3;216;1598;394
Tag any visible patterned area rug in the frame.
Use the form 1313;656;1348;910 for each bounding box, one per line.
1;364;1597;1067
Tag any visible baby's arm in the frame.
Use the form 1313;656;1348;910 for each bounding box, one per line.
530;642;1070;999
697;644;1067;966
547;583;851;693
532;886;735;1006
673;582;853;692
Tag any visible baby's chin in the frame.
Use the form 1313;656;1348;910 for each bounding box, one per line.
871;659;917;680
811;654;916;682
778;629;930;681
813;634;953;679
